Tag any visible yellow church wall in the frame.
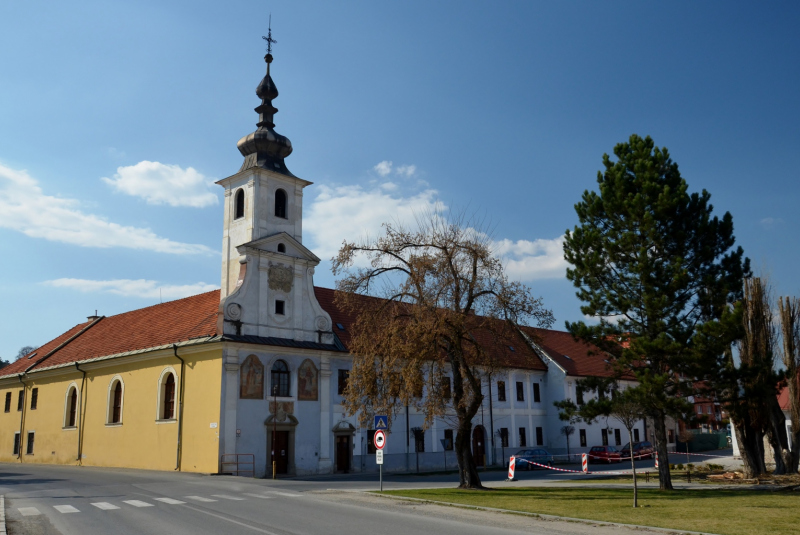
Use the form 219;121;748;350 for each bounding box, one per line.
0;344;223;474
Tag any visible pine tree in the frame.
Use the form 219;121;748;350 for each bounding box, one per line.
563;134;748;490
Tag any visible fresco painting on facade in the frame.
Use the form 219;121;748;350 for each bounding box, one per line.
297;359;318;401
240;355;264;399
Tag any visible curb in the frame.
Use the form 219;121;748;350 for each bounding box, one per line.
373;492;721;535
1;495;6;535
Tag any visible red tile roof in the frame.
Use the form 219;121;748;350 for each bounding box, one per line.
2;287;613;379
0;291;220;378
522;327;617;378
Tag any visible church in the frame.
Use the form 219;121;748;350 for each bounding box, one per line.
0;45;660;477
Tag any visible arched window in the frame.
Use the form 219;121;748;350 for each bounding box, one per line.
157;369;177;421
107;377;124;424
274;189;287;219
277;243;286;253
234;189;245;220
163;374;175;420
64;385;78;428
271;360;290;397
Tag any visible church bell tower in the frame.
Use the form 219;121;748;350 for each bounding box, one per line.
216;33;334;344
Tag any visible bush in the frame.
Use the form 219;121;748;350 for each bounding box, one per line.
670;464;676;470
687;463;694;470
708;463;724;471
676;463;684;470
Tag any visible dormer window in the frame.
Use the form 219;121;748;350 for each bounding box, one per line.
234;189;245;220
277;243;286;253
275;189;287;219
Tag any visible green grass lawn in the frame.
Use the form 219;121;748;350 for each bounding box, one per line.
381;487;799;535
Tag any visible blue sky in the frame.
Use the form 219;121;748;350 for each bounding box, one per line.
1;1;798;361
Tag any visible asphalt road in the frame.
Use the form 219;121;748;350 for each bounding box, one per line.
0;451;737;535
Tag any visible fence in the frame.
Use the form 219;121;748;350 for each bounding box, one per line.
220;453;255;477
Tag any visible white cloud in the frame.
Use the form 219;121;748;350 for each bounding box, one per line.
0;163;214;255
395;164;417;177
102;161;218;208
306;184;444;260
372;161;417;178
380;182;398;191
43;278;217;300
306;182;566;281
373;160;393;177
492;235;569;280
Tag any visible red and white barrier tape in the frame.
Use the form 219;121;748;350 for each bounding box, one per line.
514;457;641;476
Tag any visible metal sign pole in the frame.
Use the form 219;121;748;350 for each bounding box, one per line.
380;463;383;492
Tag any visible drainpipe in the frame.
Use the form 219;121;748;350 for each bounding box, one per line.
17;374;27;461
75;363;87;464
488;379;495;466
173;344;186;471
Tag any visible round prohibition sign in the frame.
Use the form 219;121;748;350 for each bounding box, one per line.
374;429;386;450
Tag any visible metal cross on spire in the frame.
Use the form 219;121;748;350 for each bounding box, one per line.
262;15;277;55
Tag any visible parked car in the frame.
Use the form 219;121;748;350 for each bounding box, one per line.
620;441;654;460
513;448;554;470
587;445;623;464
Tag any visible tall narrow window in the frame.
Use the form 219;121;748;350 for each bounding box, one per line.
30;388;38;410
26;431;35;455
518;427;526;447
532;383;540;403
614;428;621;446
271;360;290;397
576;386;584;405
163;374;175;420
17;390;24;411
443;429;454;450
497;382;506;402
275;189;287;219
500;428;509;447
13;432;20;455
4;392;10;412
68;387;78;427
112;381;123;423
337;369;349;396
579;429;587;447
516;381;524;402
441;376;451;400
536;426;544;446
367;430;376;454
634;428;640;442
234;189;245;219
602;429;609;446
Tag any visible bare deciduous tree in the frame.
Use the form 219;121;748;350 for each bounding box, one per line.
778;295;800;473
332;213;553;489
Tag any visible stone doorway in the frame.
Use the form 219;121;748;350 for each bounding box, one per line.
265;412;298;477
270;430;290;474
332;421;356;474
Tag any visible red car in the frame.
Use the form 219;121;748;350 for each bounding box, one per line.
588;445;623;464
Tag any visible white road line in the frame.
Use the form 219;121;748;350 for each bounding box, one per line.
268;491;302;497
242;493;273;499
18;507;41;517
53;505;80;514
154;497;186;505
123;500;154;508
211;494;246;501
91;502;120;510
185;496;217;502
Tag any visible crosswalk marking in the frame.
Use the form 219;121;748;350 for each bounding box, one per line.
91;502;120;510
185;496;217;502
242;493;273;499
154;497;186;505
269;491;302;497
53;505;80;513
211;494;245;501
123;500;154;508
18;507;41;516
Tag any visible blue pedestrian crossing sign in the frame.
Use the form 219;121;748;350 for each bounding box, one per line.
374;415;388;430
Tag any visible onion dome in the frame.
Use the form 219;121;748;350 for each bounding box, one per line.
237;53;294;176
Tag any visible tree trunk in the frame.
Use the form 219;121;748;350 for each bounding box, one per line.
766;399;792;475
455;420;483;489
628;427;637;508
652;411;673;490
732;416;766;478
